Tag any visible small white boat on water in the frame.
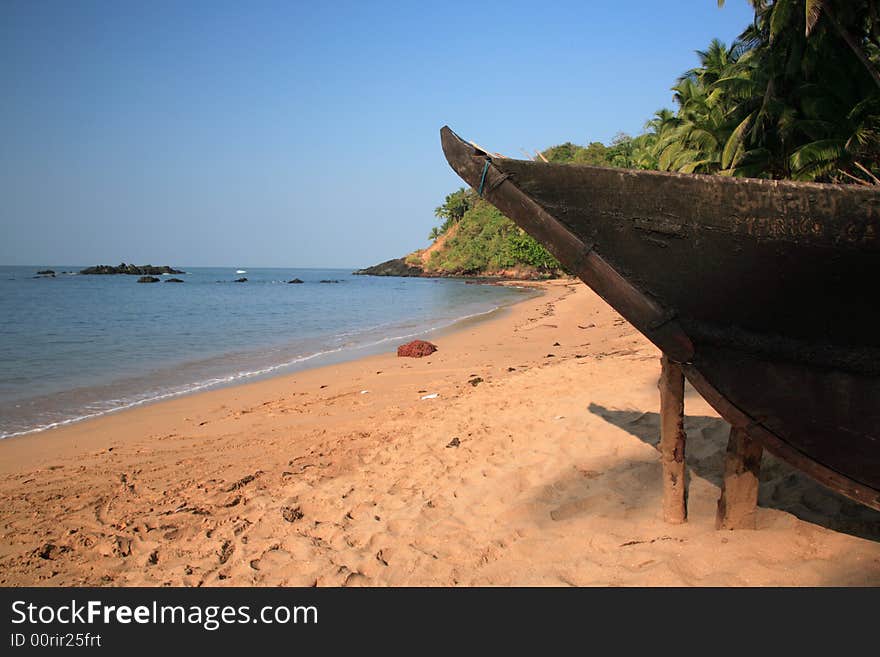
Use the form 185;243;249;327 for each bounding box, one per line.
236;269;247;274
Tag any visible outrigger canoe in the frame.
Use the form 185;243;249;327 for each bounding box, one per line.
441;125;880;511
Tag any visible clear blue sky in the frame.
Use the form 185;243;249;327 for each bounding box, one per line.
1;0;755;268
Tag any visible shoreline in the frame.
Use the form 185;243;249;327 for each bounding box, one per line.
0;280;550;474
0;278;541;442
1;279;878;586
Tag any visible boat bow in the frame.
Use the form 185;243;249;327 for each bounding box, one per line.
440;125;880;511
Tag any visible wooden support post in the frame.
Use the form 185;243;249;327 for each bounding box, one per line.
658;354;687;523
716;426;764;530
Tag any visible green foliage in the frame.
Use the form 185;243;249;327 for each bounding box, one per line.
541;142;582;163
405;251;423;266
646;1;880;182
432;187;476;238
503;230;563;270
541;141;610;165
607;133;639;168
427;200;561;275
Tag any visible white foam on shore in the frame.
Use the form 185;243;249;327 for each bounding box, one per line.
0;297;532;441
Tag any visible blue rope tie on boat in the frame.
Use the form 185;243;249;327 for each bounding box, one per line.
477;157;491;196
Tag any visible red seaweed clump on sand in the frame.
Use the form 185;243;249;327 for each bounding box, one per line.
397;340;437;358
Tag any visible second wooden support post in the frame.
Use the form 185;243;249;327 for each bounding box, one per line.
659;354;688;524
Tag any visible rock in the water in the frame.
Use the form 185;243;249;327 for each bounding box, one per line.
36;269;55;275
234;277;248;283
165;278;184;283
319;279;341;283
81;263;184;275
353;258;424;277
287;278;304;284
137;276;160;283
397;340;438;358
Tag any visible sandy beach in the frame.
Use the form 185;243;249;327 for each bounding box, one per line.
1;279;878;586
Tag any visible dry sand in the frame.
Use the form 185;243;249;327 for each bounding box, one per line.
1;279;878;586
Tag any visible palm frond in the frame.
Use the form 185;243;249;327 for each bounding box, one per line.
790;139;846;180
805;0;825;36
722;111;756;169
769;0;794;42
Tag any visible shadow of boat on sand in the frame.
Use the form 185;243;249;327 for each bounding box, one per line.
588;403;880;543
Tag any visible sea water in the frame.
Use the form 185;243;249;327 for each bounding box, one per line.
0;266;536;438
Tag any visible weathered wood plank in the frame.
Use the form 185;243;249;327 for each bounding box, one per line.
659;354;687;524
716;426;764;530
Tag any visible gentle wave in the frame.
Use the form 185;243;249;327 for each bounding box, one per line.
0;302;511;440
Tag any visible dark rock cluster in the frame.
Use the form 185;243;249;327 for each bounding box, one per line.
80;263;184;275
353;258;424;277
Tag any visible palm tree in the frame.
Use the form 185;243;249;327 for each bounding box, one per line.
655;68;736;174
804;1;880;88
720;0;880;88
714;0;880;181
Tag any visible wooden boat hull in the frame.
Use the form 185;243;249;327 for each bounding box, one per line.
440;126;880;511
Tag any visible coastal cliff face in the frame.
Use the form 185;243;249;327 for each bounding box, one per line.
353;258;424;277
353;255;559;280
354;198;563;280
